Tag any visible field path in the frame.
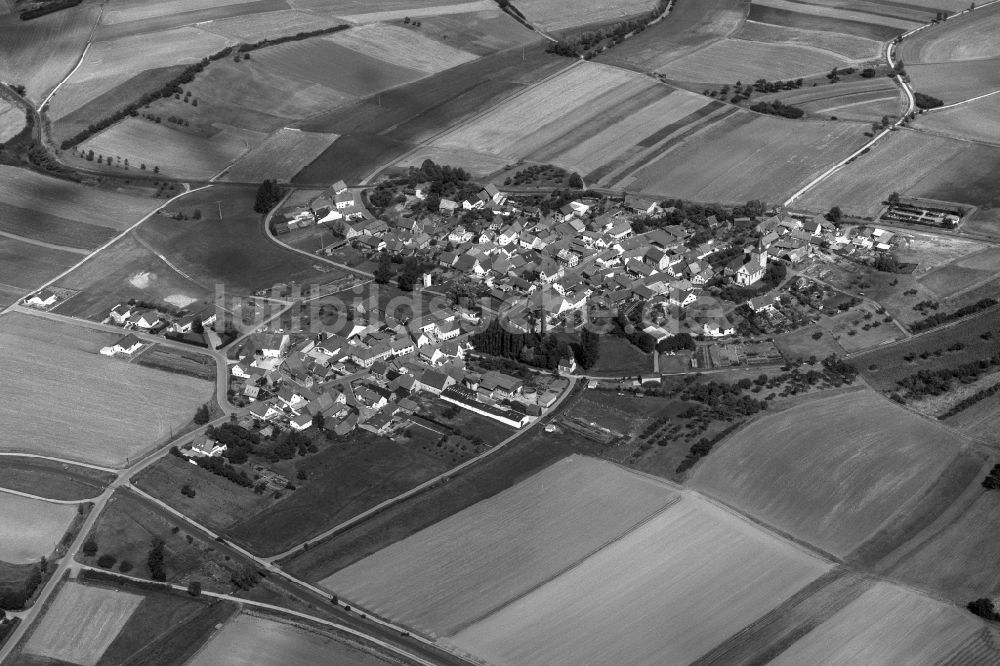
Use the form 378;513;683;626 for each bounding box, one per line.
38;1;106;110
0;230;89;255
0;485;86;506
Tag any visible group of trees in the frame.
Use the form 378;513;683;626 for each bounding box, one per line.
254;179;285;214
914;91;944;110
676;423;742;474
911;298;997;332
193;403;211;425
982;464;1000;490
147;538;166;581
546;1;666;59
577;328;601;370
893;352;1000;401
749;100;805;119
471;319;571;371
19;0;81;20
0;558;46;610
613;310;657;353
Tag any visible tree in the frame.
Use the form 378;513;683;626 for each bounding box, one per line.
568;172;583;189
826;206;842;223
887;191;900;205
968;598;1000;621
373;252;393;284
82;538;98;557
579;327;600;369
147;538;166;581
193;403;210;425
254;179;283;214
191;317;204;334
187;581;202;597
97;554;117;568
312;412;325;431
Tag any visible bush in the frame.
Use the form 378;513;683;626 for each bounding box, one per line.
187;581;202;597
118;560;133;573
82;538;98;557
97;554;117;569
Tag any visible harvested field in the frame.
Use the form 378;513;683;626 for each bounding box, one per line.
323;456;680;637
771;582;984;664
0;4;101;104
0;235;80;302
187;613;395;666
449;490;830;666
328;23;477;74
747;4;907;41
599;0;746;71
0;165;158;232
0;98;24;143
0;199;116;250
223;128;338;182
909;141;1000;209
796;130;965;217
329;0;497;24
80;118;255;180
23;581;143;666
54;233;213;321
752;0;920;31
513;0;659;31
0;311;213;467
199;8;345;41
100;0;258;25
898;3;1000;63
627;115;866;204
908;57;1000;104
0;494;76;564
734;19;882;60
0;457;114;501
409;9;538;56
915;92;1000;144
691;390;963;556
49;27;233;121
657;38;853;83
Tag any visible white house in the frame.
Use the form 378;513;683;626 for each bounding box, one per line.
735;252;766;287
24;290;57;308
100;333;143;357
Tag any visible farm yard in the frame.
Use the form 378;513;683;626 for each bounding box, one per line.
625;114;867;204
0;494;77;565
222;129;339;182
655;38;856;84
186;612;398;666
690;390;963;557
322;456;680;637
771;582;990;665
0;311;213;467
914;92;1000;145
507;0;659;31
447;488;830;666
21;581;144;665
0;3;102;104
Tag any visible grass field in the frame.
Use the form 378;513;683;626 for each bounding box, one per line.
406;9;537;56
899;2;1000;63
0;235;80;305
135;345;216;381
944;391;1000;440
756;78;903;121
449;488;830;665
323;456;680;637
691;390;962;556
908;57;1000;104
590;335;652;376
222;128;339;182
657;38;855;83
80;118;256;180
0;4;101;104
747;4;908;41
49;27;233;121
0;457;114;501
626;114;866;204
198;8;345;42
187;612;398;666
0;311;212;467
0;165;158;232
0;98;24;143
918;247;1000;298
23;581;143;665
909;141;1000;210
328;22;477;74
796;130;966;217
54;233;213;321
915;93;1000;144
100;0;260;25
771;582;986;664
0;494;76;565
751;0;919;32
734;19;882;60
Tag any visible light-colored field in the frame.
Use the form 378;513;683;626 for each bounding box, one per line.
796;130;965;216
324;456;679;637
188;613;396;666
0;98;24;142
772;582;984;665
49;27;232;121
753;0;920;30
223;128;338;182
81;118;255;179
199;9;347;41
23;581;143;666
908;57;1000;104
515;0;658;30
627;114;865;204
734;19;882;60
899;3;1000;63
410;9;538;55
0;4;102;104
101;0;254;25
324;0;498;25
0;311;213;467
449;491;830;666
915;92;1000;144
0;166;157;231
327;23;477;74
431;61;660;159
657;38;854;83
691;390;962;557
0;494;76;564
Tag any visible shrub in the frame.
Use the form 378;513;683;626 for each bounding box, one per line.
82;538;98;557
97;554;117;569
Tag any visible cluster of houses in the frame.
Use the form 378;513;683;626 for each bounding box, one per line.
228;304;569;440
275;181;368;234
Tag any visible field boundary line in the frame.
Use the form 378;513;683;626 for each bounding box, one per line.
0;452;117;474
0;485;87;505
71;565;440;666
445;493;684;635
0;185;211;317
0;230;89;255
39;1;105;110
